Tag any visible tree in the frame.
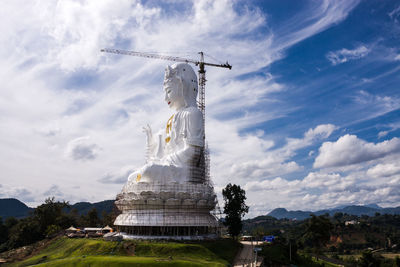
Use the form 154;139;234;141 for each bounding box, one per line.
0;217;8;245
303;215;333;258
1;198;77;251
358;250;381;267
252;226;265;240
101;203;120;227
86;208;99;227
101;210;114;227
34;197;69;234
395;256;400;267
45;224;62;238
7;217;41;248
222;183;249;239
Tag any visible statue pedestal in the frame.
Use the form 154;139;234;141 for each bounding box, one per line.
114;181;219;239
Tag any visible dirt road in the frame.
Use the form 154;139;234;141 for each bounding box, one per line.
233;241;262;267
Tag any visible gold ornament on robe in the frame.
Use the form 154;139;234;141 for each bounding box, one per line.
165;114;174;143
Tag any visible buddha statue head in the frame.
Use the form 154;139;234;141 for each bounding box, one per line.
164;63;198;110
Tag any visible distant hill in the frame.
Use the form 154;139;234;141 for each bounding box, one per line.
4;197;399;222
65;200;115;217
0;198;33;219
267;205;400;220
268;208;313;220
0;198;115;219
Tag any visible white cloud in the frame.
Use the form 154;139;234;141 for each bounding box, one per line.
272;0;360;52
378;131;389;138
367;163;400;178
302;172;343;189
285;124;336;153
98;166;135;184
244;166;400;217
244;177;301;192
213;124;335;187
0;186;36;204
41;0;160;71
377;122;400;139
66;136;101;161
344;91;400;128
388;5;400;20
43;185;64;198
314;134;400;168
326;45;371;65
354;91;399;112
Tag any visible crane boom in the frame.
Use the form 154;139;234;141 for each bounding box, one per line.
100;48;232;69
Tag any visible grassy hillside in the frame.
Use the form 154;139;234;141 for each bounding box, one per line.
6;237;239;267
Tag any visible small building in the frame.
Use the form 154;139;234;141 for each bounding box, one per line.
345;220;359;226
65;226;114;238
65;226;85;238
84;227;103;233
102;225;113;233
84;227;103;238
84;226;114;237
65;226;78;234
241;235;253;241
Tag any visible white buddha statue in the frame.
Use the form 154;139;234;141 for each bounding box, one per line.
126;63;204;185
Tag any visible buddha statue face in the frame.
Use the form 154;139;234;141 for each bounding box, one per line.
163;63;198;111
164;69;185;111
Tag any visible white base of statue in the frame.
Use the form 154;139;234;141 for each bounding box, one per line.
114;210;218;227
114;181;219;238
119;233;218;240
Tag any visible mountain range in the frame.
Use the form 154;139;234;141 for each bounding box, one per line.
267;204;400;220
0;198;114;219
0;198;34;219
2;198;400;221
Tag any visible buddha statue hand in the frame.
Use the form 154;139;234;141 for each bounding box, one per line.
142;124;152;145
142;124;163;163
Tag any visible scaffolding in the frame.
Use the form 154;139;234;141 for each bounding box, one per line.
114;180;219;238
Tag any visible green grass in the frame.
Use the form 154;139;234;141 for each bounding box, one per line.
6;237;239;267
310;256;342;267
381;253;400;259
338;254;361;260
18;256;217;267
134;239;239;263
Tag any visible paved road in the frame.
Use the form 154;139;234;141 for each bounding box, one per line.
233;241;263;267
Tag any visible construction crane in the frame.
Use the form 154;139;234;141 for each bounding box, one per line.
100;48;232;138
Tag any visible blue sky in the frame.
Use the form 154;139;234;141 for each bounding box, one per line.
0;0;399;217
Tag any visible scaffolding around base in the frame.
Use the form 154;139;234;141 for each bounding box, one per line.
114;175;220;238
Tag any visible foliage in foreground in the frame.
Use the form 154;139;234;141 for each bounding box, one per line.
5;236;240;267
0;197;117;253
244;212;400;253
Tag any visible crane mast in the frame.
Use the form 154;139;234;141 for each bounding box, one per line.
198;52;206;140
101;48;231;184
